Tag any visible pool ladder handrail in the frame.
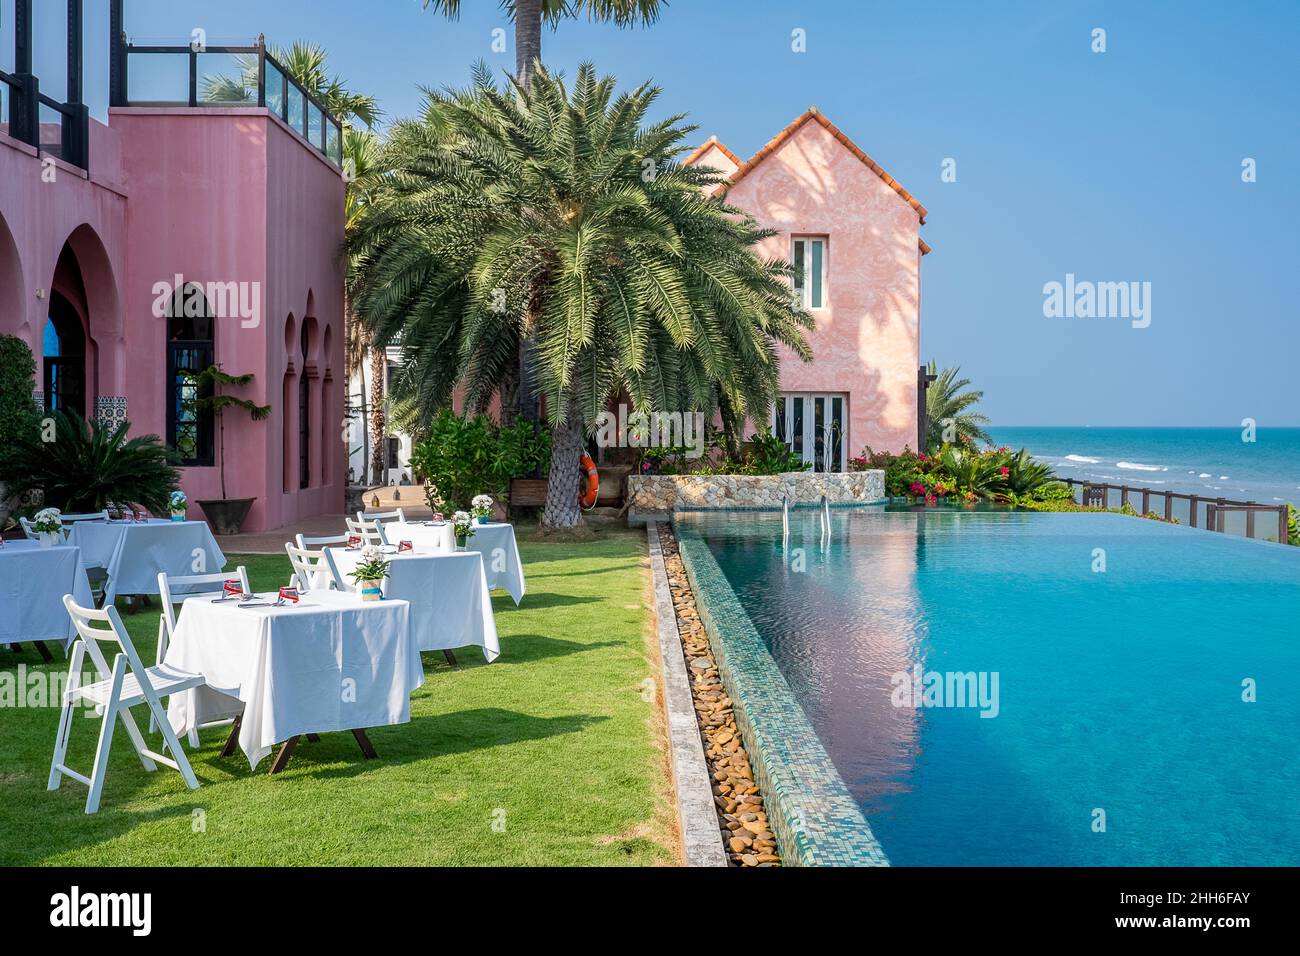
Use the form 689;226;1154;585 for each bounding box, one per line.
820;494;831;541
782;495;790;540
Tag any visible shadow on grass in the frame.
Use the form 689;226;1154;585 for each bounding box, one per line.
498;592;603;610
484;635;623;664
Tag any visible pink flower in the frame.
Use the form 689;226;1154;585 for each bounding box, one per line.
925;493;937;507
999;466;1009;476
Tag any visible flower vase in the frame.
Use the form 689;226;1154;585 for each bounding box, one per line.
359;579;383;602
39;532;58;549
476;515;489;525
455;535;467;550
170;510;186;522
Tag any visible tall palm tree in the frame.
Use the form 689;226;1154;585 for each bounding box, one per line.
925;360;993;450
423;1;665;83
422;1;667;429
207;42;386;485
347;63;812;528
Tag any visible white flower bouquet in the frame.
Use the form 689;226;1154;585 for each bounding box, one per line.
33;507;63;535
471;494;494;523
452;511;476;546
349;545;391;602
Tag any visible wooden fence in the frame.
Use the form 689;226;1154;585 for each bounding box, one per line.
1060;478;1290;544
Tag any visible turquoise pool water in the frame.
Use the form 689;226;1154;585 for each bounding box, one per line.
682;508;1300;866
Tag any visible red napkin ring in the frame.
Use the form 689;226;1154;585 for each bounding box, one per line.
431;513;444;522
398;540;413;553
347;534;363;549
277;586;300;604
222;579;244;598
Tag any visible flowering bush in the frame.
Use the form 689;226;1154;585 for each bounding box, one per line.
32;507;63;534
349;545;390;582
854;443;1058;505
470;494;494;520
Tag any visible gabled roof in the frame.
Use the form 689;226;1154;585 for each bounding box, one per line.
682;135;742;169
724;107;928;224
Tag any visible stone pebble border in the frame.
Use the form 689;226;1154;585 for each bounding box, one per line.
658;525;782;867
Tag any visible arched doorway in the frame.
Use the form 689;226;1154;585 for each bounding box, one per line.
43;291;87;418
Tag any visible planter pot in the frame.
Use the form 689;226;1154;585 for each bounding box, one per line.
39;532;59;549
476;515;489;525
455;535;468;550
358;578;384;602
196;498;255;535
170;510;187;522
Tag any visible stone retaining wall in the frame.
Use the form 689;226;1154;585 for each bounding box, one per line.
627;470;885;516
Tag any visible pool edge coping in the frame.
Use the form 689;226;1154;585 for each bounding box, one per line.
644;521;729;867
672;521;890;867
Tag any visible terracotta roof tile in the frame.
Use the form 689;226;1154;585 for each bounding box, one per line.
724;108;929;224
682;135;743;170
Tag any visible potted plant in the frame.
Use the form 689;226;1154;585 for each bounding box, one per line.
189;365;272;534
169;490;188;521
32;507;63;548
348;545;390;601
452;511;475;550
471;494;494;525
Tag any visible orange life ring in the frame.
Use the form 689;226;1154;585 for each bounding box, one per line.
579;452;600;510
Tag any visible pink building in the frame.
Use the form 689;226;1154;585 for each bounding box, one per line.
1;3;345;531
685;108;930;467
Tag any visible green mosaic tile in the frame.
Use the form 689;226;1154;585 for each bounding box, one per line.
673;521;890;867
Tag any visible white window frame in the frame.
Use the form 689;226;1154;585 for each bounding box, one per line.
791;236;827;310
771;392;847;472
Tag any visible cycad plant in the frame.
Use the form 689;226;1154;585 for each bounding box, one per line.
347;63;812;527
926;360;992;450
5;413;180;514
1001;448;1056;498
936;444;1006;500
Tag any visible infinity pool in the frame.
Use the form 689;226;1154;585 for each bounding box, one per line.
679;508;1300;866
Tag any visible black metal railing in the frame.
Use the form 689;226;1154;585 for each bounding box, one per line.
1060;477;1291;545
115;35;343;168
3;1;91;170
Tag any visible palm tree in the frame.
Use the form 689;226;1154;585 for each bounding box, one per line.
925;360;993;450
422;0;665;84
347;63;812;528
423;1;667;429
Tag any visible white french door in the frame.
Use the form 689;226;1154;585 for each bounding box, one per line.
772;392;846;472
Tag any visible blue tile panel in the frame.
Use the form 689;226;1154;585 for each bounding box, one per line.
673;522;890;867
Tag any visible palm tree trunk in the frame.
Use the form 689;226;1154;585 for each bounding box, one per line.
515;0;543;83
368;347;386;485
541;391;584;530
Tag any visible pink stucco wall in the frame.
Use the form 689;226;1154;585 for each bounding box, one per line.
0;106;345;532
693;114;925;456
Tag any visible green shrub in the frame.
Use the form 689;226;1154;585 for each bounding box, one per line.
1287;504;1298;546
408;410;551;511
4;413;180;513
0;335;42;481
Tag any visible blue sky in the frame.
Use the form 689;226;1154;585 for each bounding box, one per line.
6;0;1297;425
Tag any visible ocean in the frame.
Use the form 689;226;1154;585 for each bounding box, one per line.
986;427;1300;506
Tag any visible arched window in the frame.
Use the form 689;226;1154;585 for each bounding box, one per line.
166;287;215;465
299;323;311;488
43;292;86;418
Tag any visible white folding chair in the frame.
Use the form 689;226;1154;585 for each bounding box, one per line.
345;516;388;546
153;567;252;742
50;595;204;814
286;543;346;592
359;508;405;526
18;516;37;540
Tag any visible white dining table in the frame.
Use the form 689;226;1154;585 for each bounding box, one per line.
0;540;94;655
386;521;526;604
66;519;226;605
326;545;500;662
163;589;419;770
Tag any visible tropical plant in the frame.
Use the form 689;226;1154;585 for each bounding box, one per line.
202;41;379;126
408;411;551;512
925;360;992;451
1287;503;1298;546
0;335;43;482
187;366;272;501
935;444;1005;499
4;413;180;514
740;429;811;475
1000;448;1056;498
346;64;813;528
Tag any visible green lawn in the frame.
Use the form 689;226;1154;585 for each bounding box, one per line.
0;529;676;866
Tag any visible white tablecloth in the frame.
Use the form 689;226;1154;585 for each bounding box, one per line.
163;589;419;769
67;520;226;604
0;541;94;650
326;546;500;661
387;521;526;604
